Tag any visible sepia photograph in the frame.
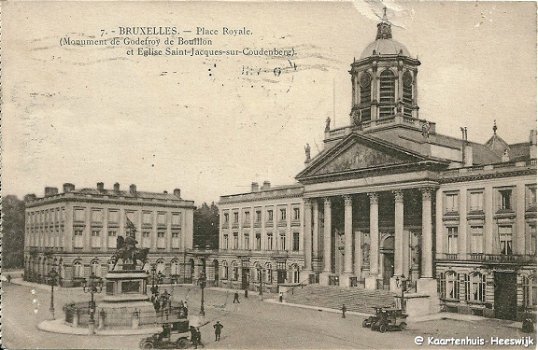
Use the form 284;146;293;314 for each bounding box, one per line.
1;1;537;348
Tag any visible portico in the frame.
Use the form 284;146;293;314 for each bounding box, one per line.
301;182;436;292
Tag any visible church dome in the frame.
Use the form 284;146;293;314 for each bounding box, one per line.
360;39;410;59
359;8;412;59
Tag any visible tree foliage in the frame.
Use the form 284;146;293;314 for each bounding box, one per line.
2;195;25;268
193;202;219;249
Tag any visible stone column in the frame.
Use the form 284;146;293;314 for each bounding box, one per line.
393;190;404;286
354;230;362;281
312;200;320;261
303;199;312;271
421;188;433;278
319;197;332;285
340;195;354;287
365;192;379;290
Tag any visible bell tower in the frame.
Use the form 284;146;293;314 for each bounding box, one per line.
350;9;421;127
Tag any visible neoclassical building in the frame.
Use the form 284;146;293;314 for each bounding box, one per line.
24;182;195;287
213;14;536;320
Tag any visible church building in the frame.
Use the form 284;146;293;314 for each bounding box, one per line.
214;13;536;321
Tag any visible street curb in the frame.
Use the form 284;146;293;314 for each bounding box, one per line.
38;319;161;336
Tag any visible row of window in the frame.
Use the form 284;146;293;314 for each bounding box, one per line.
438;272;487;302
222;232;300;251
26;207;66;225
223;207;301;225
444;185;536;214
72;208;183;225
438;272;537;308
446;224;536;255
73;229;182;249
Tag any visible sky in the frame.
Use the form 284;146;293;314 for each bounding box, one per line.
2;1;536;205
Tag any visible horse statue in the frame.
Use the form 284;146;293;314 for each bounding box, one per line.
111;233;149;271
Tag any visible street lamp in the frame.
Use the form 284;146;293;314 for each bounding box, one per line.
199;271;206;316
150;263;159;301
395;275;407;312
47;264;60;320
82;272;103;334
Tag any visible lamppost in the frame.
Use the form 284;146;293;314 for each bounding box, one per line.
82;272;104;335
150;263;159;301
199;271;206;316
395;275;407;312
47;263;60;320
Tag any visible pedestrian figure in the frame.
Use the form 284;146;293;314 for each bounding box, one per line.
196;327;205;348
233;292;240;303
244;288;248;298
279;292;283;303
214;321;223;341
190;326;199;349
6;274;11;284
342;304;346;318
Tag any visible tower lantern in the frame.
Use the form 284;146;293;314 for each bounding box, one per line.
350;8;421;127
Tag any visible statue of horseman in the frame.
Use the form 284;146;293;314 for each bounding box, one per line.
111;217;149;270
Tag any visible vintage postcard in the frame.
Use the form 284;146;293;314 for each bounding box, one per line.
2;1;537;349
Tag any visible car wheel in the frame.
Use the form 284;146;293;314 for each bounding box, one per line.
362;320;369;328
399;322;407;330
176;338;189;349
140;340;154;349
379;324;387;333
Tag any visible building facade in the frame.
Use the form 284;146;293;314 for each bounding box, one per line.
216;182;305;293
212;14;536;320
24;182;195;287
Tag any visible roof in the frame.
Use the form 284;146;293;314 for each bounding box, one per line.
75;188;184;201
509;142;531;161
485;133;510;157
360;39;410;59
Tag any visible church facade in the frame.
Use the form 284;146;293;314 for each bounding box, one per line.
214;14;536;320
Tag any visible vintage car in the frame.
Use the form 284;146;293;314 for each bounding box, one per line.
362;307;386;328
370;308;408;333
139;318;191;349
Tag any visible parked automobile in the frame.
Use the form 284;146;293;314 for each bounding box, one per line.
139;318;191;349
370;308;408;333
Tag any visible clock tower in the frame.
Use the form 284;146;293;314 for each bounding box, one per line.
350;9;420;127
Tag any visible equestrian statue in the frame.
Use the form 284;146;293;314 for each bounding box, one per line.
111;217;149;270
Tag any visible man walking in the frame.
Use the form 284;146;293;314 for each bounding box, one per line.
190;326;199;349
214;321;223;341
342;304;347;318
233;292;240;303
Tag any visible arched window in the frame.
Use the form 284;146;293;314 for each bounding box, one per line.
91;260;101;277
156;259;166;274
523;275;537;308
232;261;239;281
359;73;372;122
265;263;273;284
222;261;229;280
73;260;83;278
379;69;395;118
292;264;300;284
446;271;459;300
465;272;486;302
402;70;413;117
171;259;180;276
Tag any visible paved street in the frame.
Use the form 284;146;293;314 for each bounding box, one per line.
2;281;534;349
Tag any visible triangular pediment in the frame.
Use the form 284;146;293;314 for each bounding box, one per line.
297;133;429;180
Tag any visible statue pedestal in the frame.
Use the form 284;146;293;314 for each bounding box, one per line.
97;269;156;329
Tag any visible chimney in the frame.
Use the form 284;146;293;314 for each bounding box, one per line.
44;187;59;196
163;190;168;194
63;183;75;193
530;130;537;159
97;182;104;192
24;194;37;202
173;188;181;198
464;144;473;166
251;182;259;192
262;181;271;190
129;184;137;194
